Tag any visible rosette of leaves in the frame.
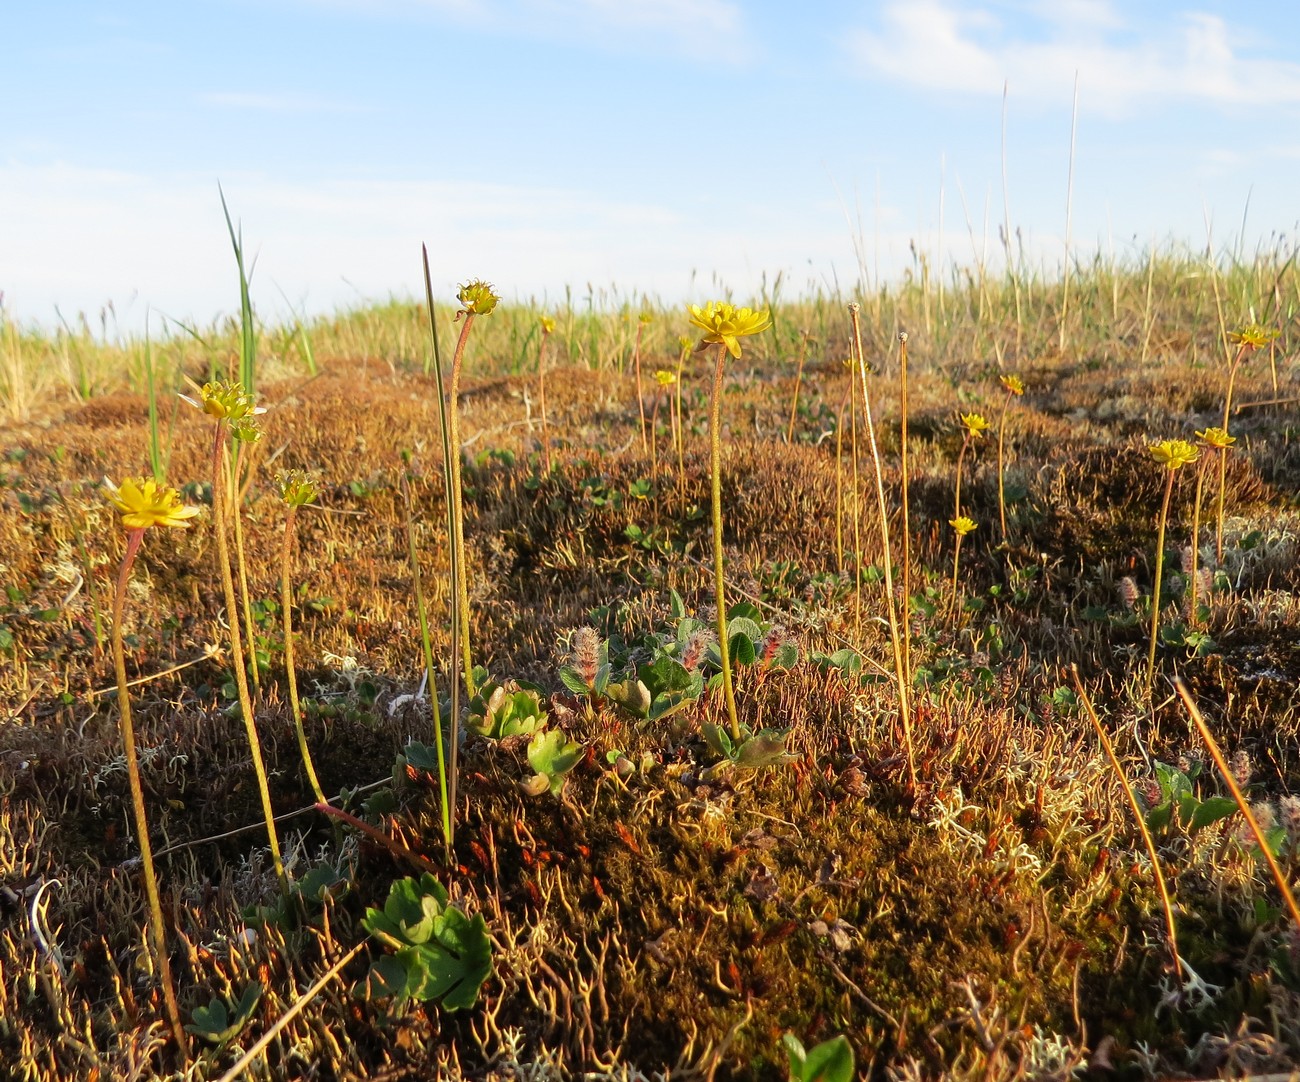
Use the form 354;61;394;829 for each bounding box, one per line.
466;679;547;739
523;729;583;796
360;873;492;1011
1141;760;1240;837
186;983;262;1045
606;651;705;722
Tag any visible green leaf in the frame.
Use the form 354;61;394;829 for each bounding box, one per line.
726;615;764;644
801;1035;855;1082
361;954;410;1001
732;728;795;769
1146;801;1173;832
1189;796;1238;834
701;722;733;759
527;729;583;794
558;665;592;696
185;983;262;1044
727;601;762;623
669;588;686;620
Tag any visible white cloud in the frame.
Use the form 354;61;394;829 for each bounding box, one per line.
846;2;1300;114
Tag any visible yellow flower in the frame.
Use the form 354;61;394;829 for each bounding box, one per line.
1195;427;1236;449
456;280;500;317
654;369;677;387
686;301;771;359
638;311;653;325
950;516;978;536
106;478;201;531
1228;324;1279;350
1000;374;1025;396
677;335;693;353
276;469;319;507
179;379;265;422
540;316;556;335
1149;439;1200;470
959;412;991;438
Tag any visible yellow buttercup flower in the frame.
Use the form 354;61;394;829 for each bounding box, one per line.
179;379;265;423
540;316;556;335
654;369;677;387
687;301;771;359
960;412;991;438
1228;324;1279;350
456;280;500;317
638;311;653;325
677;335;693;352
276;470;319;507
1195;427;1236;449
106;478;201;531
1149;439;1200;470
949;516;978;536
1000;374;1025;396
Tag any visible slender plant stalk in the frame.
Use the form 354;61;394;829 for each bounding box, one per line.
996;388;1013;540
421;249;461;845
1176;679;1300;930
849;360;863;640
898;332;912;689
674;341;688;501
954;434;971;522
280;505;325;805
230;441;261;695
1215;343;1249;562
111;529;187;1055
849;304;917;793
538;326;553;474
447;315;476;699
709;341;741;740
834;376;850;572
1146;467;1177;701
401;475;451;853
633;320;648;455
1073;666;1182;977
211;425;286;894
949;533;965;616
785;330;809;443
1188;455;1209;624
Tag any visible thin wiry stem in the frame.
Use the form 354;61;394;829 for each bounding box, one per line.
112;528;187;1057
1176;679;1300;931
898;333;912;690
849;304;916;794
448;313;476;700
709;341;741;741
230;440;261;695
281;505;325;805
1073;666;1182;978
211;424;286;894
1146;468;1176;702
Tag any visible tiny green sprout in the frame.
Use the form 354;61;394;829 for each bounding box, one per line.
455;279;499;318
466;679;547;739
783;1032;855;1082
186;984;262;1046
525;729;583;796
276;469;319;507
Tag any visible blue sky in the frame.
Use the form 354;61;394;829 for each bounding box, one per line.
4;0;1299;330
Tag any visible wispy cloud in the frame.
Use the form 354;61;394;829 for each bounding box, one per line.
846;2;1300;113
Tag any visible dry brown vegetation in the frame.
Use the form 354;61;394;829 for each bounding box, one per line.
3;253;1300;1081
